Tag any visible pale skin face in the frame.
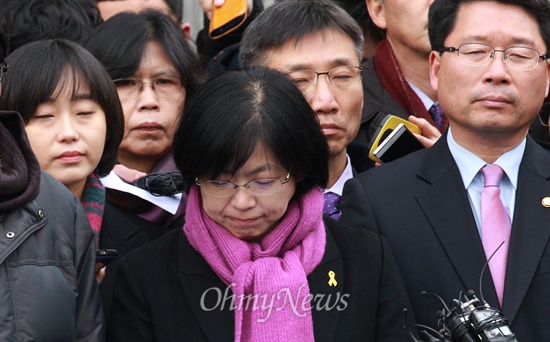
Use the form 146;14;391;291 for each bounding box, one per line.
116;40;186;173
429;2;550;163
198;144;297;242
25;79;107;199
368;0;436;100
261;29;363;187
368;0;434;57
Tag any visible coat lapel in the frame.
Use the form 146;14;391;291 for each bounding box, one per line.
177;231;234;341
309;222;343;342
415;135;500;305
502;138;550;323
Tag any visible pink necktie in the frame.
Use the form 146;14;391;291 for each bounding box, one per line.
481;164;511;307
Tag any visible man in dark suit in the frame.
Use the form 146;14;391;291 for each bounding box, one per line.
239;0;367;218
340;0;550;340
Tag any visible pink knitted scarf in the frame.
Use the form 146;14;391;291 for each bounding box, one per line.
184;185;326;342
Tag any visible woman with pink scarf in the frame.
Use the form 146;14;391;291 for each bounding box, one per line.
107;66;414;341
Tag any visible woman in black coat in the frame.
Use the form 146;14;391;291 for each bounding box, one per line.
107;67;415;342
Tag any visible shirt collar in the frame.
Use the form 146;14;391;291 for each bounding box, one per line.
447;128;524;190
324;154;353;196
408;81;434;110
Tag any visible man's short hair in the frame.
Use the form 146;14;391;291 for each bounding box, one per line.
239;0;364;68
429;0;550;53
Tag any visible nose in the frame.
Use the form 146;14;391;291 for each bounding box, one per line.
56;115;79;142
309;75;339;114
230;186;256;210
483;51;512;85
136;82;160;111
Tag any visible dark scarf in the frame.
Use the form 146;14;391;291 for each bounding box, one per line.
0;111;40;212
373;39;448;132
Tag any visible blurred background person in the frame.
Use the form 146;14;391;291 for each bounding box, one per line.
356;0;444;148
95;0;191;41
0;0;102;52
334;0;384;62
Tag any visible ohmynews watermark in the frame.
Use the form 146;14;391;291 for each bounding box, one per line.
200;283;349;322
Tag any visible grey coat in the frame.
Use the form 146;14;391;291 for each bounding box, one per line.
0;172;104;341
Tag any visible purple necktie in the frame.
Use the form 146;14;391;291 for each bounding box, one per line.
481;164;511;307
429;102;445;129
323;192;341;220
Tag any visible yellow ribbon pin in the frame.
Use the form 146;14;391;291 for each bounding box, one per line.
328;270;337;286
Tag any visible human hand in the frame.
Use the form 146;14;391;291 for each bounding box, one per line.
113;164;147;184
199;0;253;19
95;264;106;284
408;115;442;148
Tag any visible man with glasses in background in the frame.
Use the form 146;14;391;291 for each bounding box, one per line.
339;0;550;340
239;0;365;220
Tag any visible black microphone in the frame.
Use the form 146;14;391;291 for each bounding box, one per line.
414;242;518;342
133;172;185;197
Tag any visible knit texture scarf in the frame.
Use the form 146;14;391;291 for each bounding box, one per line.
374;39;448;132
184;185;326;342
81;173;105;247
0;111;40;212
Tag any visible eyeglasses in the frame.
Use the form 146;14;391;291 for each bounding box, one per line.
0;62;8;83
113;75;184;99
195;172;291;197
439;43;549;70
285;65;362;94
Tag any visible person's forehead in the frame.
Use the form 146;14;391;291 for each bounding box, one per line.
262;30;360;70
449;2;543;45
97;0;172;21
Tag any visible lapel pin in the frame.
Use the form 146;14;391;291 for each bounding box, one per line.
542;197;550;208
328;270;337;286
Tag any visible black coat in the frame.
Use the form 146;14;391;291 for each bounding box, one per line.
106;218;414;341
340;133;550;341
99;202;181;322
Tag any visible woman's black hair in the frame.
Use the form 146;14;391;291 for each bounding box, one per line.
0;39;124;177
84;9;203;101
173;66;329;196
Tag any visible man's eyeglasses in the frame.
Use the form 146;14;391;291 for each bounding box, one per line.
439;43;549;70
195;172;291;197
285;65;362;94
113;75;185;99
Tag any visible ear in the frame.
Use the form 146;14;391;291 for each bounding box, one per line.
366;0;387;30
429;51;440;93
180;22;191;42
